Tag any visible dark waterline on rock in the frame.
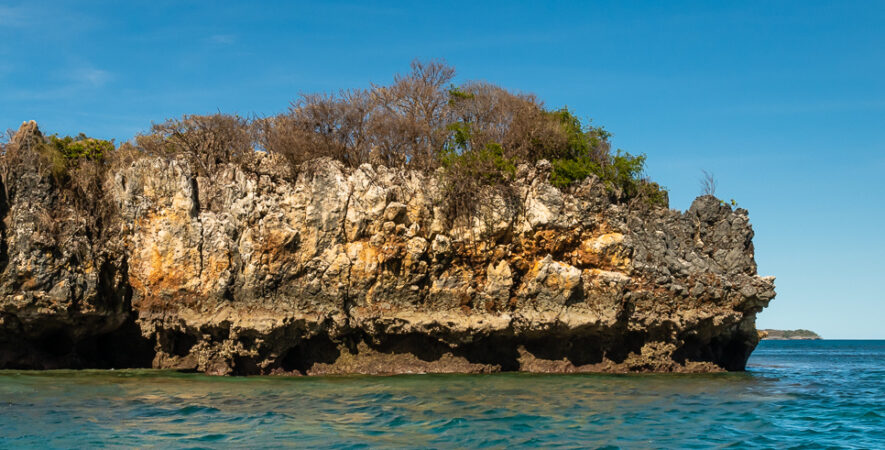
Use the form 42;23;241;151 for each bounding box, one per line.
1;340;882;448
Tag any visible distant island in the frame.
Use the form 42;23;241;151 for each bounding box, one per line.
760;329;822;340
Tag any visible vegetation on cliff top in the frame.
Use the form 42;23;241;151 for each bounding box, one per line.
1;60;667;223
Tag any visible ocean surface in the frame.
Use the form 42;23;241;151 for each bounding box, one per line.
0;340;882;448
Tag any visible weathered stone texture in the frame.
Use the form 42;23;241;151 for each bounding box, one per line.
0;126;775;375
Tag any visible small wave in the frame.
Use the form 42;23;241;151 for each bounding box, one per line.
178;405;222;416
861;410;883;419
2;340;883;447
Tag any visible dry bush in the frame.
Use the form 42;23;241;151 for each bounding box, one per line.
700;170;717;196
264;59;455;173
363;110;413;168
446;83;614;168
135;114;262;213
137;114;256;176
263;59;602;186
370;59;455;171
255;58;659;221
106;141;147;170
65;158;116;238
256;115;303;172
448;83;549;158
262;89;375;171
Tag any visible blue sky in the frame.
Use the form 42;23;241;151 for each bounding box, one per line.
1;1;882;338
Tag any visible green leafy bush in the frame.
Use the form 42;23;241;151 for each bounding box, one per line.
543;108;667;205
49;133;114;161
442;142;517;183
550;157;598;188
551;149;667;206
638;180;668;207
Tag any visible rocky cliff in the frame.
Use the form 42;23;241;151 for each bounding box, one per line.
0;124;775;375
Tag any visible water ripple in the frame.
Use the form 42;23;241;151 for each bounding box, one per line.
0;341;883;447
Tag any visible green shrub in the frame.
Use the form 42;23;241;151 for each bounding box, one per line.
442;141;517;183
24;133;115;182
445;121;473;154
550;157;598;188
544;109;588;160
30;143;68;181
447;86;475;103
541;109;610;161
49;133;114;161
638;180;668;207
551;149;668;207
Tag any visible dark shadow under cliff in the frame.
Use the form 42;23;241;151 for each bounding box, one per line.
0;313;155;370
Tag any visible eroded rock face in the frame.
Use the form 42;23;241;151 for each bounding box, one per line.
0;126;775;374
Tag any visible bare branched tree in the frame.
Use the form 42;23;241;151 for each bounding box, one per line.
447;82;555;160
700;170;717;196
370;59;455;171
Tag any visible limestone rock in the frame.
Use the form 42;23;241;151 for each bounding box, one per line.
0;131;775;373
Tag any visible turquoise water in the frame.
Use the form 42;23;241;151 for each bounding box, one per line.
0;340;882;448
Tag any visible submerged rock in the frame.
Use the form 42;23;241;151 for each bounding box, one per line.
0;124;775;375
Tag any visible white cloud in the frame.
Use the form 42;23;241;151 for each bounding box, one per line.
0;64;114;101
69;67;113;87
